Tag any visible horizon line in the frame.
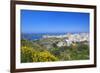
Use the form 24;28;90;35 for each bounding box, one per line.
21;32;89;34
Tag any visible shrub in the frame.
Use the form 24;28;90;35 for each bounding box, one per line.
21;46;58;63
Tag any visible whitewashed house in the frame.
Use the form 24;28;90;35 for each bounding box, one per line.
57;41;66;47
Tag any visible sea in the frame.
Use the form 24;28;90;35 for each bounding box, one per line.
21;32;89;41
21;33;67;41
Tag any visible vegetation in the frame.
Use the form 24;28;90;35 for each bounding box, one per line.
21;39;58;62
21;39;89;63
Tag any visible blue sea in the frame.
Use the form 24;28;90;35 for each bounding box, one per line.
21;33;67;40
21;32;89;41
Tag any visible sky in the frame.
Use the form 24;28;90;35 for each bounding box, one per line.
21;9;90;33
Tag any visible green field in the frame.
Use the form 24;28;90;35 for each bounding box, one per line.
21;38;89;63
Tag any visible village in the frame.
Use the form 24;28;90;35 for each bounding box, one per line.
41;33;89;48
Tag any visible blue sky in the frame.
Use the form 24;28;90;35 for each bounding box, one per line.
21;10;89;33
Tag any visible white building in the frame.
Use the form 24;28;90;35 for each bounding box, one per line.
57;41;66;47
65;39;72;46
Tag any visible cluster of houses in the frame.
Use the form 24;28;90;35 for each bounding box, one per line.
42;33;89;47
